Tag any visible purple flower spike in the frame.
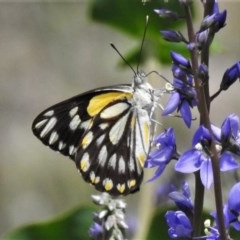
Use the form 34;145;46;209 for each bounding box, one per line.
220;61;240;91
165;211;192;238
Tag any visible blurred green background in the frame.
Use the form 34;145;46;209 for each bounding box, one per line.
1;1;240;239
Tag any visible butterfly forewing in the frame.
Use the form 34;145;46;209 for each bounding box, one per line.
32;85;132;158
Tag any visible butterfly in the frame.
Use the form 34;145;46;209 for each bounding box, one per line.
32;31;162;195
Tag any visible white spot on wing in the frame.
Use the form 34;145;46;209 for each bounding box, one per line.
69;114;81;130
118;156;125;173
109;112;129;145
99;123;109;130
49;131;59;145
69;145;76;156
58;141;66;150
99;145;107;166
35;119;48;129
100;102;129;119
108;153;117;169
96;134;105;146
44;110;54;117
40;117;57;138
69;106;78;117
80;119;92;130
129;157;135;172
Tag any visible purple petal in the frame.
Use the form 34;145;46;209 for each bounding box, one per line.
211;124;221;141
150;147;174;164
165;211;192;238
220;152;238;171
162;92;180;115
170;51;191;69
146;164;166;182
221;114;239;138
228;182;240;211
160;30;184;42
200;160;213;188
193;125;211;146
180;100;192;128
175;149;202;173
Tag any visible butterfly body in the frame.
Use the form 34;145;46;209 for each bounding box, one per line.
32;72;158;196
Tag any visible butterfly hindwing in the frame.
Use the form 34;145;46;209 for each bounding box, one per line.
75;98;151;195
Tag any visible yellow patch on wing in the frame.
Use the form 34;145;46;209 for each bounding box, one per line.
137;153;146;167
117;183;126;193
103;178;113;191
87;92;132;117
128;179;136;188
131;115;136;128
143;122;150;148
80;153;90;172
81;131;93;149
90;171;100;184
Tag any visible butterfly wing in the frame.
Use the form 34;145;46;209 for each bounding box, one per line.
75;99;151;195
32;85;132;159
32;84;151;196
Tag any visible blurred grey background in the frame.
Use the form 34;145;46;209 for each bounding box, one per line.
0;1;240;238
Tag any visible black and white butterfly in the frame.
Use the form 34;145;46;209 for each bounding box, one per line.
32;71;162;196
32;20;163;196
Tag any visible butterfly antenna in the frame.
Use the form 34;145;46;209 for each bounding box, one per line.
137;15;149;73
110;43;136;75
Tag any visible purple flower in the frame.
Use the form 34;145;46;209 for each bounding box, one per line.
175;125;238;188
220;61;240;91
227;182;240;231
204;219;220;240
212;114;240;164
200;9;227;33
163;63;197;128
145;128;177;181
168;181;193;215
165;210;192;238
89;222;103;240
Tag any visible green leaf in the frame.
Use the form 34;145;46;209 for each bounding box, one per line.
3;205;96;240
88;0;194;65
